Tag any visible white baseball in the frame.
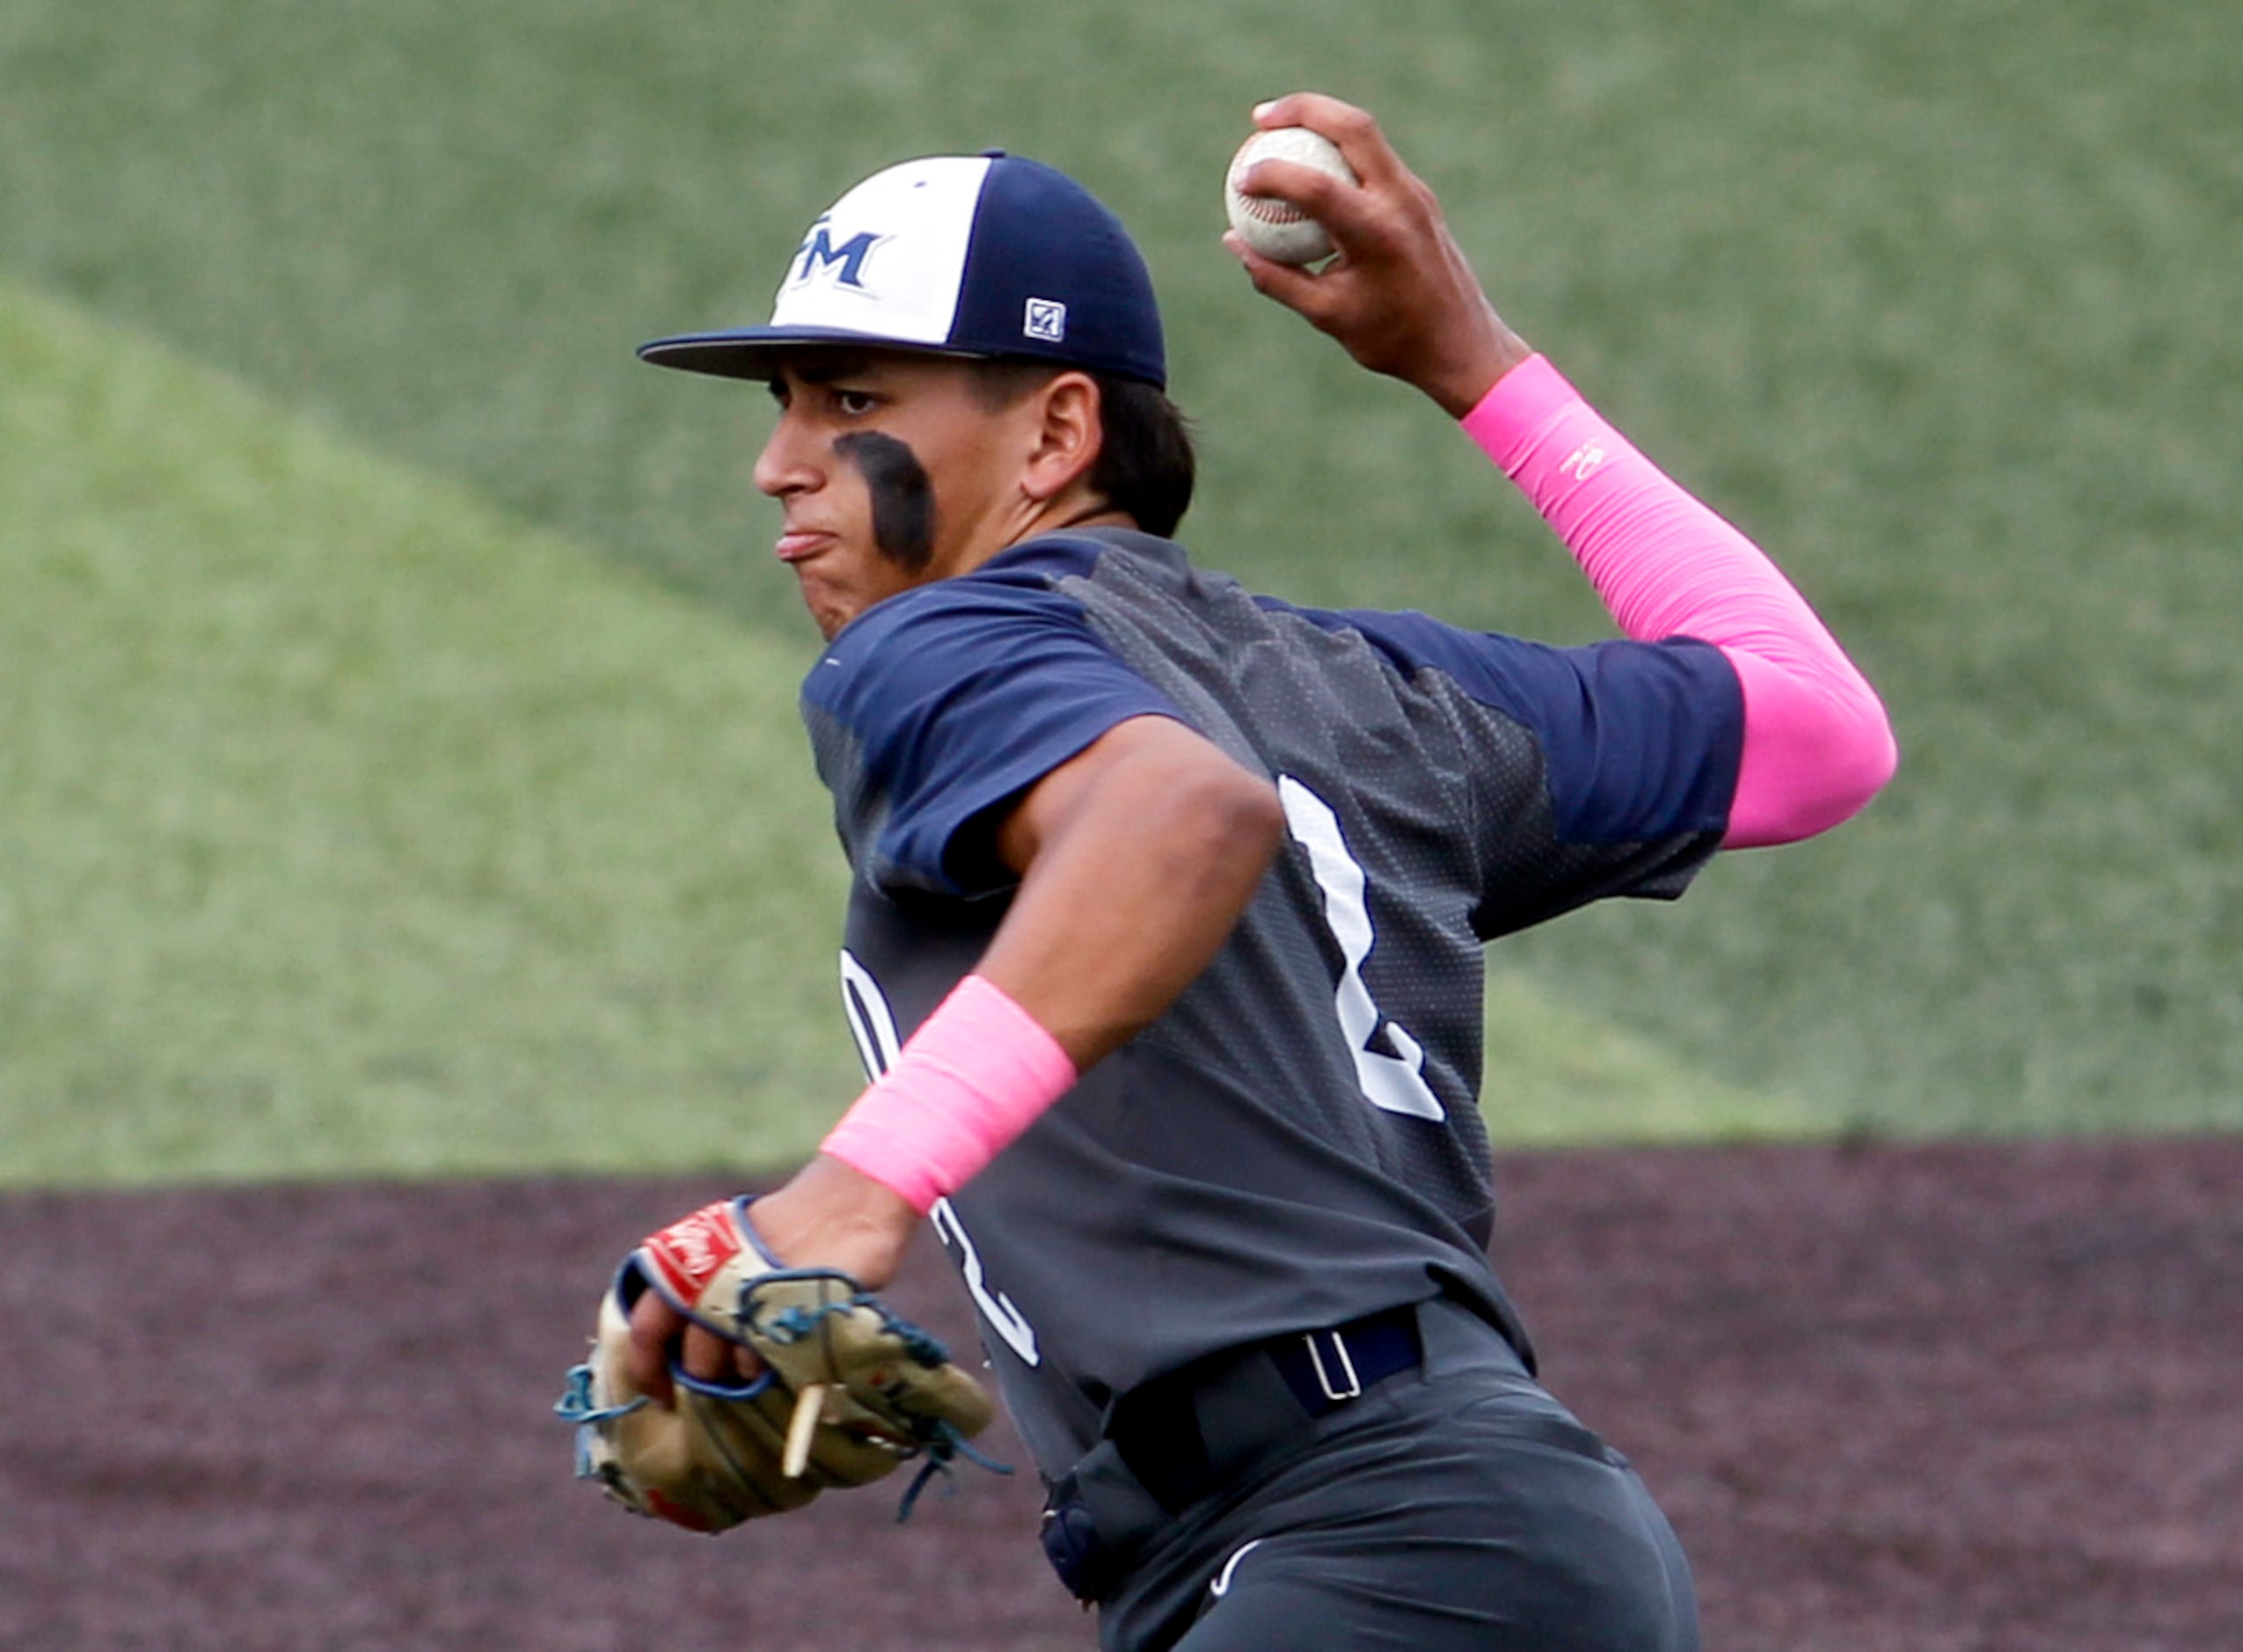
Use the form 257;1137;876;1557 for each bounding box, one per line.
1224;127;1356;266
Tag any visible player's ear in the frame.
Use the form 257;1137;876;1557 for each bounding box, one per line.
1019;371;1105;505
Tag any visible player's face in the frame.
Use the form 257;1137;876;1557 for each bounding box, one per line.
754;351;1048;640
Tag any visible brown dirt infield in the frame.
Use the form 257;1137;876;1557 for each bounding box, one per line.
4;1135;2238;1650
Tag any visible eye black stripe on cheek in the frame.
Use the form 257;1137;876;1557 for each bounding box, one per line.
832;432;937;573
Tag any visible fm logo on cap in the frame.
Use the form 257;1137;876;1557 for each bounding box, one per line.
791;218;888;294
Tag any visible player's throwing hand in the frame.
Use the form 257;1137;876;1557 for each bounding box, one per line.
1224;91;1530;416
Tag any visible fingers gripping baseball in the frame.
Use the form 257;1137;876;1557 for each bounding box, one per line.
1227;92;1530;416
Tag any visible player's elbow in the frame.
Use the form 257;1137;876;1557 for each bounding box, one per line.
1849;700;1901;806
1802;703;1899;832
1053;719;1286;903
1725;689;1898;848
1233;773;1290;872
1180;762;1288;889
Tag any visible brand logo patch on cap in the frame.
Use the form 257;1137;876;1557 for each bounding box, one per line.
1023;297;1068;343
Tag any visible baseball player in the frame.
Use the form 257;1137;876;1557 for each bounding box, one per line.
618;92;1895;1650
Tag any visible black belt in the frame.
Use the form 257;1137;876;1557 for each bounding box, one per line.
1103;1303;1424;1514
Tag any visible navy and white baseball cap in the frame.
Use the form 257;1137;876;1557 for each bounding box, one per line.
638;152;1166;389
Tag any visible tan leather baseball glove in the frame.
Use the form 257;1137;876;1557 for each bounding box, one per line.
556;1197;999;1532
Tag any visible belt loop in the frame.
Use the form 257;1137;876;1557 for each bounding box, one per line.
1303;1328;1362;1403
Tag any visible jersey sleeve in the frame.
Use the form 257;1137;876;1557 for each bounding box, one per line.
803;574;1187;898
1328;608;1744;933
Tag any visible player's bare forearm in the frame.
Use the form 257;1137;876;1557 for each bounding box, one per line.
1226;91;1531;417
985;715;1284;1070
748;1155;922;1285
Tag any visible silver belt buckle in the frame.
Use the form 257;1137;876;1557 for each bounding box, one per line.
1303;1328;1363;1403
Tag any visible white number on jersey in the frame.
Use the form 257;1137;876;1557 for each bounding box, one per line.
929;1196;1040;1365
839;949;903;1083
1276;777;1446;1122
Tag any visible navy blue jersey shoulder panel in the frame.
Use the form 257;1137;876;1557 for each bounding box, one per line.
805;557;1184;896
1260;600;1744;844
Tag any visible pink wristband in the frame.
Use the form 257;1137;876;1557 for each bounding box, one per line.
820;975;1078;1213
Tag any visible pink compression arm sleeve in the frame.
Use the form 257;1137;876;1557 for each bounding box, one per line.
1461;356;1896;847
820;974;1078;1213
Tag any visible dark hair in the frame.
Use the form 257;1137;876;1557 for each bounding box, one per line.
968;361;1196;538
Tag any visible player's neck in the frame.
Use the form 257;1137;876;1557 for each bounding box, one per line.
945;498;1138;581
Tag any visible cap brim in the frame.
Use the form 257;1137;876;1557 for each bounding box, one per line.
636;327;989;382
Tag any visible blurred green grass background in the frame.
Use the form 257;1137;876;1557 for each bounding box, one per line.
2;282;858;1180
4;0;2238;1181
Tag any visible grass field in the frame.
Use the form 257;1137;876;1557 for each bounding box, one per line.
0;282;864;1181
4;1;2239;1181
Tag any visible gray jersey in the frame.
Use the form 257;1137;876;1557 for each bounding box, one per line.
801;528;1741;1480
